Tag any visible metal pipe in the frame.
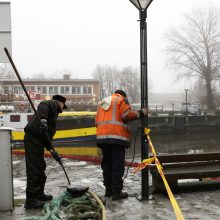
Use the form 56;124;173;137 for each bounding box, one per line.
4;47;40;120
139;10;149;200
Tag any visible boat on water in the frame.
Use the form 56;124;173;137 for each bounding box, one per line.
0;111;100;157
2;109;217;159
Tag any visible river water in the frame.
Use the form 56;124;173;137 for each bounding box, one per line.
126;132;220;158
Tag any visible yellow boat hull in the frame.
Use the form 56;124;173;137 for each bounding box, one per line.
12;127;101;157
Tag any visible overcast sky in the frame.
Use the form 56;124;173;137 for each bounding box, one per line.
5;0;220;93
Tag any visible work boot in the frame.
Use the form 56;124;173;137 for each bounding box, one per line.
104;189;113;197
24;199;46;210
37;193;53;201
112;191;128;201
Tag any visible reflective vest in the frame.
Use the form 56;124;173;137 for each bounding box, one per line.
95;93;138;146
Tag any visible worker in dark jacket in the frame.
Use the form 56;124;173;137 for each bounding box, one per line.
95;90;148;201
24;95;67;209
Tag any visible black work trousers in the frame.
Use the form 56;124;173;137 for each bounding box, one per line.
99;144;125;193
24;133;47;201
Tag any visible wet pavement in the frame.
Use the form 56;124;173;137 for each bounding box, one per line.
1;154;220;220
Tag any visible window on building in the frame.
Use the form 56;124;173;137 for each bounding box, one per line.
10;115;20;122
88;86;92;94
61;86;70;94
54;87;58;94
66;87;70;94
20;86;24;94
72;86;81;94
14;86;19;94
83;86;92;94
60;87;64;94
27;115;33;122
4;86;9;94
42;86;47;94
26;86;35;91
38;86;47;94
49;86;58;94
13;86;23;94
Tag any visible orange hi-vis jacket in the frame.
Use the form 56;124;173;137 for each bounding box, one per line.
95;93;140;147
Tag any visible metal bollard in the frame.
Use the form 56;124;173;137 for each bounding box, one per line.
0;128;14;211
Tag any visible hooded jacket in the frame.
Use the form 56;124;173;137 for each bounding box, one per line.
95;93;141;147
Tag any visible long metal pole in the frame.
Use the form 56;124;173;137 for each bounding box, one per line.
4;47;71;185
185;89;188;112
140;10;149;200
4;47;40;120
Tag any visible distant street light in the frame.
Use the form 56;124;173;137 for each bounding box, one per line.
129;0;154;200
184;89;189;113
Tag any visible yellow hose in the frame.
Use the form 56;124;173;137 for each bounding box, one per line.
88;190;106;220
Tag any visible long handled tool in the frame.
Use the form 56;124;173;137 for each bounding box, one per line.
4;47;71;186
58;160;71;185
4;48;40;121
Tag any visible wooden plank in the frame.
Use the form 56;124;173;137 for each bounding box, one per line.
163;165;220;180
152;161;220;169
150;152;220;163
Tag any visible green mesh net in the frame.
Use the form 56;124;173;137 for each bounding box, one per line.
24;190;102;220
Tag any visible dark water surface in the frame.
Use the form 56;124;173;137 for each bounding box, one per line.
126;132;220;157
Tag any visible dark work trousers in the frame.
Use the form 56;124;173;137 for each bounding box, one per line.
24;133;47;201
99;144;125;193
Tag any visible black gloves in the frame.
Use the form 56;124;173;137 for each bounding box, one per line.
138;110;145;119
138;108;148;119
39;119;52;150
40;119;48;130
45;140;53;151
50;149;61;163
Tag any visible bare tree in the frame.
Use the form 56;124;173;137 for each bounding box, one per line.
119;66;140;103
166;7;220;109
192;78;207;107
92;65;141;103
92;65;105;99
92;65;119;99
103;65;119;96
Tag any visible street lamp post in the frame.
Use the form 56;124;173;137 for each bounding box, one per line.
184;89;189;113
129;0;154;200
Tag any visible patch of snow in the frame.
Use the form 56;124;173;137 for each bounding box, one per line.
64;161;87;166
13;179;26;187
13;161;21;165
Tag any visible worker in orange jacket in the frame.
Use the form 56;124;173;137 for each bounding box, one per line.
95;90;147;201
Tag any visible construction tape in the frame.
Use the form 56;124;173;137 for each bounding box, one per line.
134;128;185;220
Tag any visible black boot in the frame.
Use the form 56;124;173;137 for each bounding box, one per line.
104;188;113;197
37;193;53;201
112;191;128;201
24;198;46;209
